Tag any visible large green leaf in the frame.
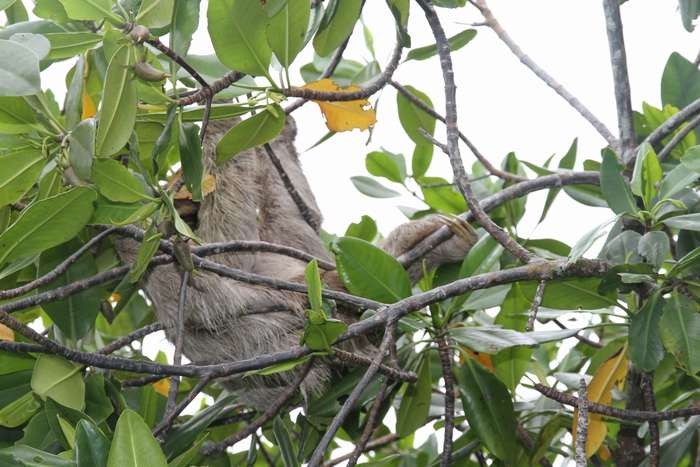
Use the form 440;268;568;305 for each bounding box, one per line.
518;277;616;310
31;355;85;411
350;176;400;198
366;150;406;183
0;445;75;466
630;143;662;209
0;187;96;266
332;236;411;303
405;28;476;61
96;44;137;156
207;0;272;77
663;213;700;232
92;158;151;203
267;0;310;68
397;84;436;145
629;292;665;371
0;148;43;207
0;39;41;96
0;96;38;133
420;176;466;214
135;0;174;28
58;0;122;22
313;0;363;57
396;354;432;437
451;326;581;354
600;148;638;214
44;32;102;60
107;409;167;467
660;291;700;375
661;52;700;109
178;122;203;201
170;0;200;58
272;416;297;467
456;358;518;463
215;104;285;164
0;392;40;428
75;419;109;467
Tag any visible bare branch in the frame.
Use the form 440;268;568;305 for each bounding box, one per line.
437;336;455;467
153;373;212;438
97;323;166;355
322;434;400;467
575;378;589;467
657;113;700;161
333;348;417;382
526;280;546;332
640;372;660;467
643;96;700;148
346;379;391;467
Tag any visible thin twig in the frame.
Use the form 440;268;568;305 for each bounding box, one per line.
657;113;700;161
391;80;527;182
202;360;313;454
97;322;166;355
307;322;396;467
178;71;245;106
322;434;400;467
553;319;602;348
602;0;635;162
0;227;116;300
153;373;212;438
436;336;455;467
640;372;659;467
534;383;700;421
470;0;618;149
346;379;391;467
263;143;321;231
121;374;165;387
526;280;546;331
333;348;417;382
416;0;534;264
643;96;700;148
575;378;589;467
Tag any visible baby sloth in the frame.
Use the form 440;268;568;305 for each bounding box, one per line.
117;117;474;408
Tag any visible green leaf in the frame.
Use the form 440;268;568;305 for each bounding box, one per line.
44;32;103;60
345;215;377;241
303;318;347;350
267;0;310;68
31;355;85;411
75;419;109;467
679;0;700;31
92;158;150;203
350;175;400;198
215;105;285;164
629;292;665;372
96;44;137;156
0;445;75;466
451;326;581;353
0;187;96;266
10;33;50;60
637;231;670;269
91;199;158;226
207;0;272;77
0;392;40;428
540;139;577;222
0;148;43;207
273;416;297;467
668;246;700;278
659;290;700;375
313;0;362;57
397;84;436;145
0;40;41;96
663;213;700;231
600;148;638;214
420;176;466;214
127;226;162;283
661;52;700;109
57;0;122;23
68;118;95;180
366;150;406;183
456;358;518;463
405;28;476;61
107;409;167;467
332;236;411;303
396;354;431;436
178;122;203;201
135;0;174;28
630;143;662;208
305;259;323;313
169;0;200;58
411;143;433;178
0;96;39;133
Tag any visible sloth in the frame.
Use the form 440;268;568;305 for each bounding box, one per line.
115;116;475;408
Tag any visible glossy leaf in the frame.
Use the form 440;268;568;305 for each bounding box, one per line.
350;176;400;198
95;45;137;156
313;0;363;57
135;0;174;28
92;158;150;203
600;149;638;214
0;187;96;266
31;355;85;411
208;0;272;77
0;445;75;466
0;148;43;207
397;84;436;144
366;150;406;183
332;236;411;303
107;409;167;467
267;0;310;68
0;392;40;428
396;354;431;437
572;345;628;458
74;419;109;467
629;293;665;371
216;104;285;164
169;0;200;58
660;291;700;375
456;358;518;463
0;39;41;96
344;215;377;241
405;28;476;61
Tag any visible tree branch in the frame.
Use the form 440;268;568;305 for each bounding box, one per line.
575;378;589;467
437;336;455;467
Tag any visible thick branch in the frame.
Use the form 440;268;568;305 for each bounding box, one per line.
437;336;455;467
643;96;700;148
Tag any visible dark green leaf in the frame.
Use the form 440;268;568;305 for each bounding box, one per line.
637;231;670;269
267;0;310;68
75;419;109;467
216;105;285;163
332;236;411;303
127;226;162;283
663;213;700;231
396;353;431;437
366;150;406;183
420;176;466;214
600;148;638;214
659;290;700;375
344;215;377;241
661;52;700;108
273;416;297;467
169;0;200;58
0;445;75;466
107;409;167;467
92;158;151;203
629;292;665;371
313;0;363;57
350;176;400;198
405;28;476;61
179;122;203;201
397;85;436;145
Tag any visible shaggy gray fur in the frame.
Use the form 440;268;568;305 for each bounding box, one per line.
115;117;474;408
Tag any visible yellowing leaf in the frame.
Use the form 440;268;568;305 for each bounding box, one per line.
174;174;216;200
572;344;628;458
81;86;96;120
0;323;14;341
152;378;170;397
460;346;495;372
301;78;376;132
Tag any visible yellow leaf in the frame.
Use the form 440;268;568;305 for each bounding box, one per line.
459;346;495;372
81;87;97;120
174;174;216;200
572;344;628;458
109;292;121;303
152;378;170;397
0;323;14;341
300;78;377;132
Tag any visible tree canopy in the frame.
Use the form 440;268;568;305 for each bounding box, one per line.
0;0;698;466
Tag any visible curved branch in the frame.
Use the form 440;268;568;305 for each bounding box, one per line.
643;96;700;148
